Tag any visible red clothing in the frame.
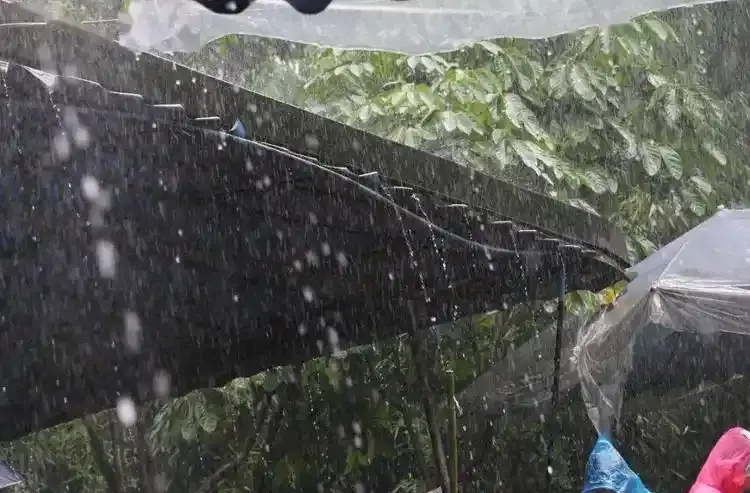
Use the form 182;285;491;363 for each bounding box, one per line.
689;428;750;493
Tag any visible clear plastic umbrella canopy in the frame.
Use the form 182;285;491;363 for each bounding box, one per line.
460;208;750;436
92;0;731;53
576;208;750;433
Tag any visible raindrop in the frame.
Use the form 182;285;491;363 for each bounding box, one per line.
81;175;101;202
96;240;117;278
328;326;342;356
123;311;142;353
336;251;348;268
154;473;169;493
304;134;320;151
53;132;71;160
116;397;137;427
305;250;320;267
153;370;171;397
302;286;315;302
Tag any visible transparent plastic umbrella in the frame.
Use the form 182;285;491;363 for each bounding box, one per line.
114;0;727;53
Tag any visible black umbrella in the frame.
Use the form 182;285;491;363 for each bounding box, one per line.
0;13;628;441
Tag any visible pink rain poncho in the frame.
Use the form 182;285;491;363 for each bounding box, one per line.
689;428;750;493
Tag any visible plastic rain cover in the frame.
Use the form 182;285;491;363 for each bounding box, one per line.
85;0;733;53
458;208;750;439
583;435;654;493
576;208;750;434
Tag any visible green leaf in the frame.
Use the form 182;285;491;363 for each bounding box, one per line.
581;169;609;194
180;423;197;442
441;111;458;132
658;146;682;179
503;93;548;143
690;176;714;196
568;198;600;215
510;140;541;175
641;16;675;42
569;64;596;101
200;413;219;434
647;72;668;88
640;143;662;176
476;41;503;54
702;141;727;166
455;112;482;135
548;66;568;99
262;371;280;392
610;121;638;158
689;201;707;217
578;28;599;53
665;89;681;127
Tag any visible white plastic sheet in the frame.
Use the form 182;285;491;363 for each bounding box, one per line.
459;209;750;438
118;0;728;53
576;208;750;433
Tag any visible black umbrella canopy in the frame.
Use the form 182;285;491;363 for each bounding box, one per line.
576;208;750;433
0;8;627;441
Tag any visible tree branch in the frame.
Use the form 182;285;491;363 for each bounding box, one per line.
83;415;121;493
408;302;451;493
192;395;282;493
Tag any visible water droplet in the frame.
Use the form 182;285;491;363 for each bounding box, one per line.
123;311;142;353
96;240;117;278
153;370;171;397
302;286;315;302
81;175;100;201
116;397;137;427
336;252;348;268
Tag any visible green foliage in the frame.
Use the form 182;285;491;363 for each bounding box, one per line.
290;15;749;261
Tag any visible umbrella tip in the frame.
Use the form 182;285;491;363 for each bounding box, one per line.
230;119;248;139
0;460;23;490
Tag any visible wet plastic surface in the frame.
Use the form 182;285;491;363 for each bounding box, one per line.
577;209;750;432
114;0;731;53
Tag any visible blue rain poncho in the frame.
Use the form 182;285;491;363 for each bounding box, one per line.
583;436;654;493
